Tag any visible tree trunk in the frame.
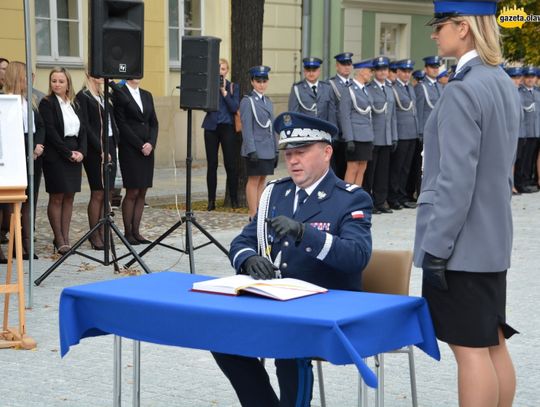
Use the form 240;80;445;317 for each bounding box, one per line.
225;0;265;207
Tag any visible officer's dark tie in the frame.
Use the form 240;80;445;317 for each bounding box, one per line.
294;189;308;215
405;84;411;98
381;84;386;97
312;85;317;97
435;83;441;97
345;80;350;86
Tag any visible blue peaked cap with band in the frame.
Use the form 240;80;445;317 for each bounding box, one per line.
303;57;323;68
395;59;415;70
427;0;500;25
504;67;523;77
274;112;338;150
437;69;449;79
353;59;374;69
423;55;442;66
334;52;354;63
373;56;390;69
412;70;426;81
522;66;537;76
249;65;271;79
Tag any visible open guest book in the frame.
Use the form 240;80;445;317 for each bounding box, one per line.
191;275;328;301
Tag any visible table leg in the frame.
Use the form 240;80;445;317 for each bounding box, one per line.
113;335;122;407
133;340;141;407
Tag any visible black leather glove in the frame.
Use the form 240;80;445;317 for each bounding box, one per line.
266;216;305;242
248;152;258;162
391;140;398;152
242;255;278;280
347;141;355;153
274;154;279;169
422;252;448;291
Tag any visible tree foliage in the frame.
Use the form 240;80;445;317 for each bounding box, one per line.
499;0;540;64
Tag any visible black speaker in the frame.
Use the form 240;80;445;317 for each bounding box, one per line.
180;36;221;111
89;0;144;79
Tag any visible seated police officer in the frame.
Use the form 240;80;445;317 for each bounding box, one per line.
212;112;373;407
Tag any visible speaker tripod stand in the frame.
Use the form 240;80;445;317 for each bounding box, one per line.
124;109;228;274
34;79;151;286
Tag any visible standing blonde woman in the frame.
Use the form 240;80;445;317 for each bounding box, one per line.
414;1;520;406
76;72;118;250
3;61;45;259
39;67;86;255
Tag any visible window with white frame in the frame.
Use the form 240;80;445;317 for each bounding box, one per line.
169;0;204;67
375;14;411;60
35;0;83;65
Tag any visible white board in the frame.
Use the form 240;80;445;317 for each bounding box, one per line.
0;95;27;188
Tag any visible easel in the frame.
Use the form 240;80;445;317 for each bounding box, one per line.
0;187;36;349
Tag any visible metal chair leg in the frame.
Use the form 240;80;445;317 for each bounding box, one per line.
376;354;384;407
316;360;326;407
408;346;418;407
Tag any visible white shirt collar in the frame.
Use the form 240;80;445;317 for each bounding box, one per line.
296;169;329;197
456;49;479;74
253;90;264;99
374;79;385;88
426;76;437;85
306;80;319;88
126;83;139;93
353;79;366;89
337;74;349;84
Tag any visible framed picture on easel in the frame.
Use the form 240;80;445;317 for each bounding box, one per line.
0;94;27;189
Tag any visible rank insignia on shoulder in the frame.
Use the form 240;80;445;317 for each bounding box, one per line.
317;191;327;200
345;183;359;192
449;66;471;82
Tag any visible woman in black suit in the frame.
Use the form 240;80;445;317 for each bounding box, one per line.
3;61;45;259
76;72;118;250
113;79;158;244
39;67;87;254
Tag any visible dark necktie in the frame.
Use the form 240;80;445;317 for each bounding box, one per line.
381;85;387;97
312;85;317;97
261;95;265;104
405;84;411;97
294;189;308;215
435;83;440;97
345;80;350;86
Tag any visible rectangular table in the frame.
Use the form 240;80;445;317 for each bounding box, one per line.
59;272;440;401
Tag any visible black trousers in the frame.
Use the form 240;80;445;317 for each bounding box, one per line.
331;139;347;180
204;124;238;202
517;138;540;189
406;138;423;200
212;352;314;407
514;138;527;191
388;139;417;205
363;145;391;208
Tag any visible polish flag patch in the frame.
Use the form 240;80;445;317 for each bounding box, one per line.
351;210;365;219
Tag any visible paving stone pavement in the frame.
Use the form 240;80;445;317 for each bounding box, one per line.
1;164;539;406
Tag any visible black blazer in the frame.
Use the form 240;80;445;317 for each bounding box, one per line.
38;95;87;162
113;85;158;151
24;103;45;148
75;89;119;153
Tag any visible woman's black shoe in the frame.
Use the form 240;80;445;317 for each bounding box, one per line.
207;201;216;211
125;235;140;245
134;235;151;244
231;200;239;209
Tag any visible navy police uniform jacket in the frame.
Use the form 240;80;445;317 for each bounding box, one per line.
288;80;338;126
230;170;373;291
392;80;420;140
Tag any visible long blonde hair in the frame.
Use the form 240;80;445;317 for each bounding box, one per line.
3;61;37;108
459;15;503;66
47;66;75;102
83;69;103;97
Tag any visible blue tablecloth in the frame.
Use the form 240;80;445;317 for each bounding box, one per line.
59;271;440;387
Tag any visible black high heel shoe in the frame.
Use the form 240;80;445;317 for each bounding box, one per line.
53;240;71;255
133;234;151;244
90;238;105;251
207;200;216;211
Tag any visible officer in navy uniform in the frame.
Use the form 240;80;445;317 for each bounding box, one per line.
212;112;373;407
517;66;540;193
328;52;354;179
365;56;398;214
339;59;375;186
408;56;444;204
388;58;419;209
415;0;520;404
288;57;337;126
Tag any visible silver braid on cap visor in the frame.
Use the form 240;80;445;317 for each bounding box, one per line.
278;128;332;146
